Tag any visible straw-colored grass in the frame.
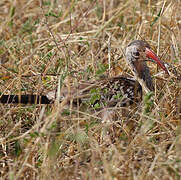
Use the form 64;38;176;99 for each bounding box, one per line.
0;0;180;179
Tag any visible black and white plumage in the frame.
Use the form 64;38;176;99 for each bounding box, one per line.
0;40;168;106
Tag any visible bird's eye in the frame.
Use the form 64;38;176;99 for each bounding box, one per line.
132;51;140;57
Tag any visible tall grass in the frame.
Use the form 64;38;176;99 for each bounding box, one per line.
0;0;180;179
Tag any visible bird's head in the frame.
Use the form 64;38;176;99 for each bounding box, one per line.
125;40;168;91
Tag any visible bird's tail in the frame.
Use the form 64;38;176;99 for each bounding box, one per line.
0;95;52;104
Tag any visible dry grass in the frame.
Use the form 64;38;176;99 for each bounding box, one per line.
0;0;181;179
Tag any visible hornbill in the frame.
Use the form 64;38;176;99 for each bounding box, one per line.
0;40;168;106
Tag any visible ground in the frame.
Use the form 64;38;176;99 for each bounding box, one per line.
0;0;181;179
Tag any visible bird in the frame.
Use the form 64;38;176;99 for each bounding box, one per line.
0;40;168;107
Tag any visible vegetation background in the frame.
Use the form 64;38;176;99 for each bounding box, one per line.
0;0;180;179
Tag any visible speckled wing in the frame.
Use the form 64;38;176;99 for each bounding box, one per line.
49;76;142;108
94;76;142;107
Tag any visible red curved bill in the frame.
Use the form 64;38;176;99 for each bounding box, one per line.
145;47;169;74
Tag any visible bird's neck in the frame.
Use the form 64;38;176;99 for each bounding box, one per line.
133;62;154;91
